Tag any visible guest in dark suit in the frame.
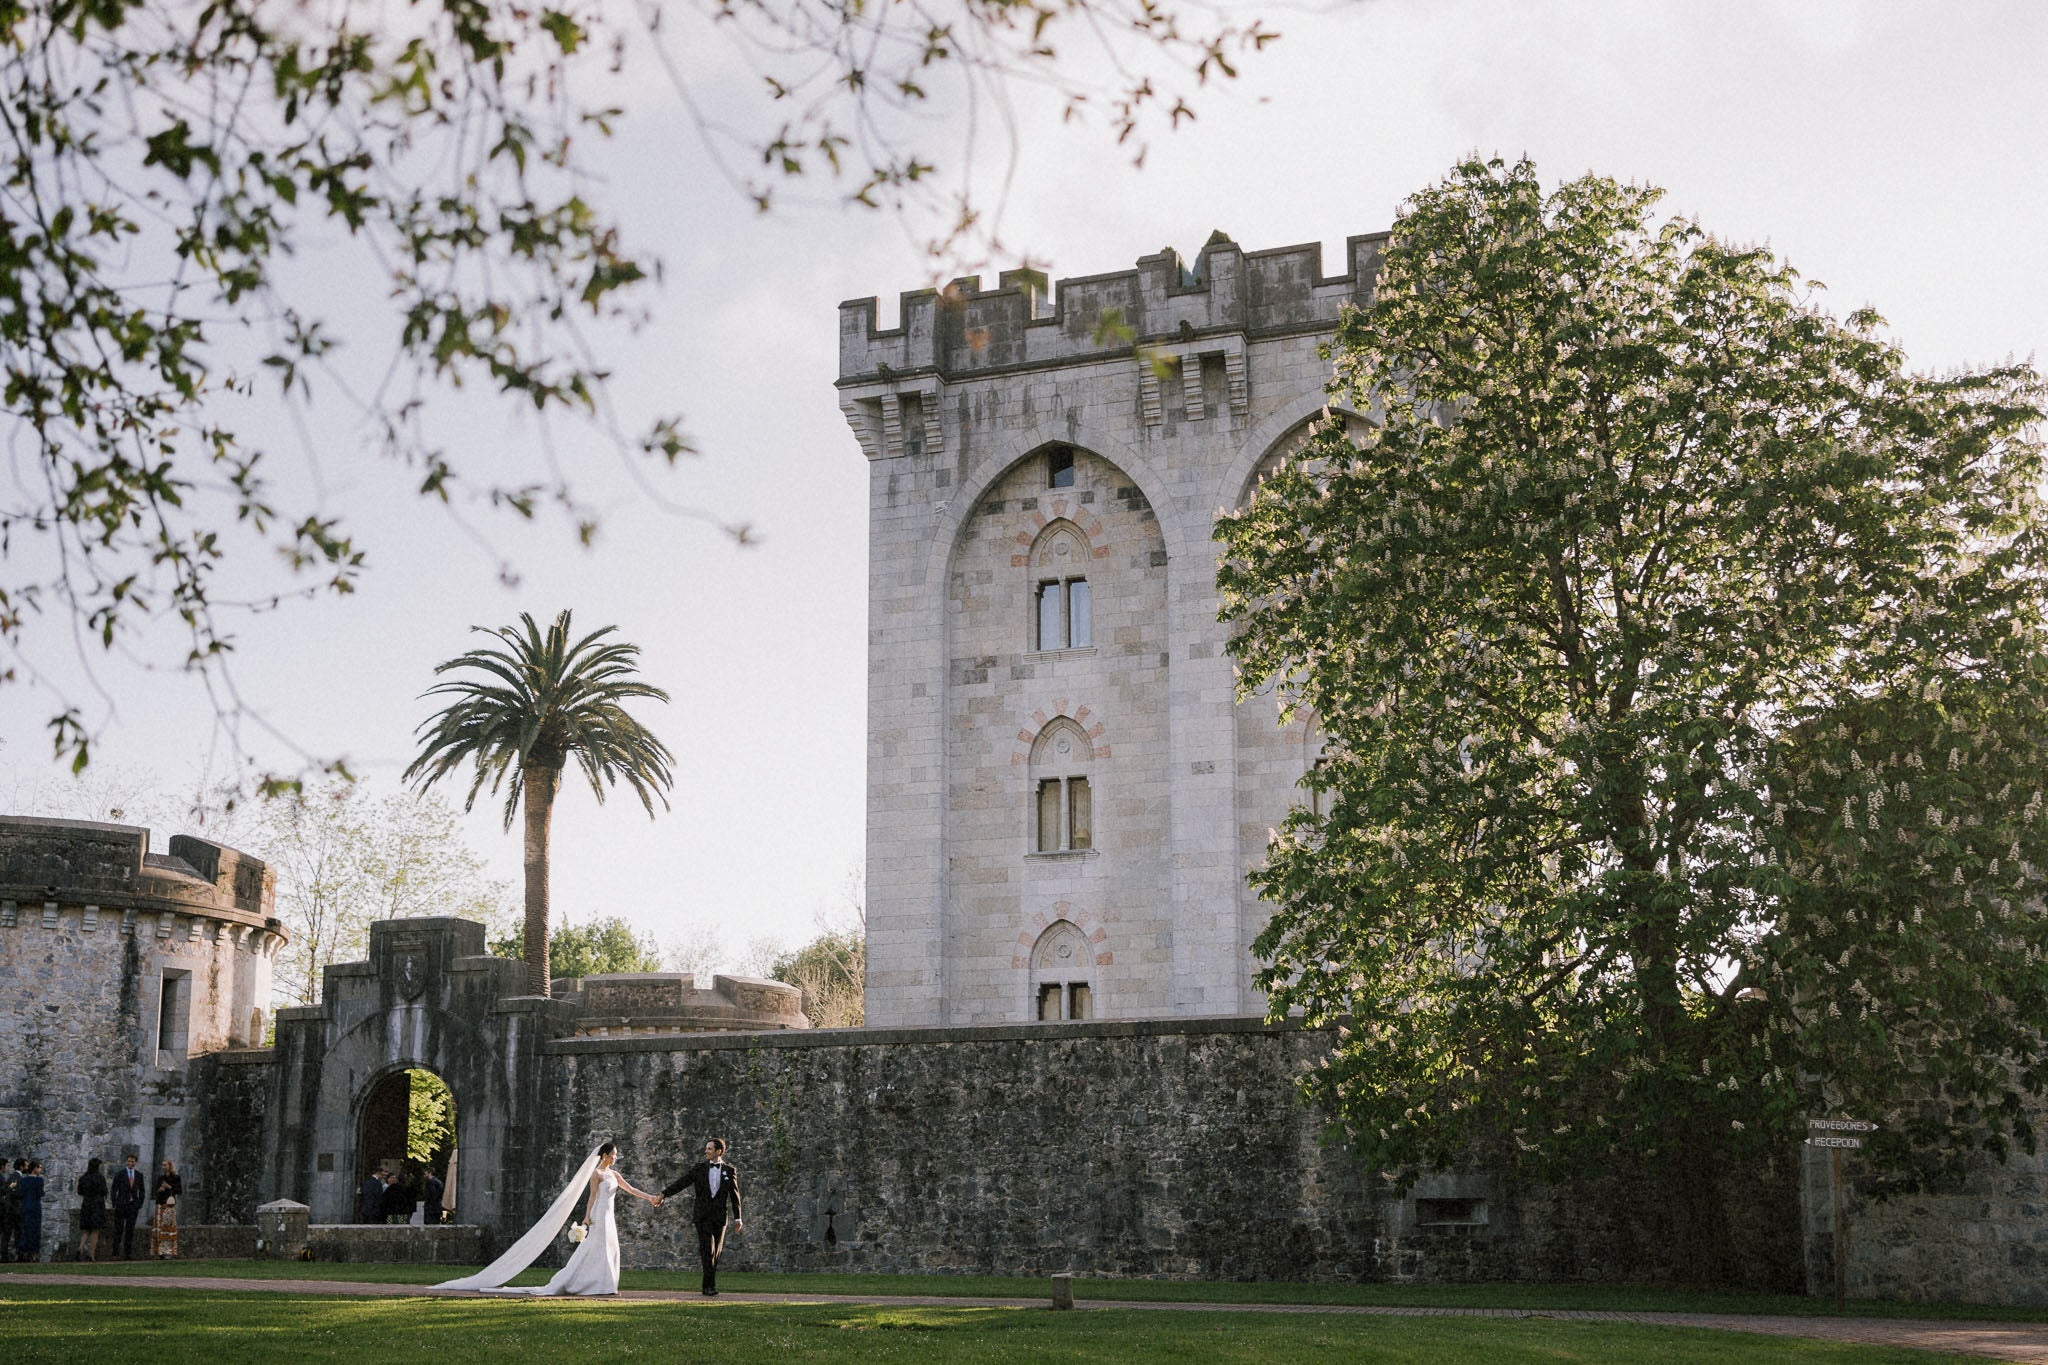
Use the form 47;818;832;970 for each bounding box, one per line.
423;1172;445;1225
357;1171;385;1224
657;1138;744;1296
109;1154;146;1259
1;1159;22;1262
75;1157;108;1261
380;1170;411;1224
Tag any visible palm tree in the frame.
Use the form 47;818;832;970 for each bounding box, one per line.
405;610;674;996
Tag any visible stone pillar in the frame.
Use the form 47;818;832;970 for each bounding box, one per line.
256;1199;310;1260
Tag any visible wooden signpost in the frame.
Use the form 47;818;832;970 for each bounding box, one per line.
1805;1118;1878;1312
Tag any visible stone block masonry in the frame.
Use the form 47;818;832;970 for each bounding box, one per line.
546;1016;1798;1287
550;1018;1381;1280
843;235;1387;1030
0;817;284;1245
1803;1136;2048;1307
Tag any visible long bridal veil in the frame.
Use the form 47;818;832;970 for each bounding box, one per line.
434;1147;602;1291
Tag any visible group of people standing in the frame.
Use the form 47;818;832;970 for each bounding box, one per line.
1;1153;182;1262
357;1167;448;1225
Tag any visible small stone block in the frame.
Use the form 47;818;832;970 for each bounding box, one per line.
42;901;59;929
1050;1273;1074;1310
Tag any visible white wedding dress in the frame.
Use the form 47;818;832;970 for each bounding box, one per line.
434;1149;624;1296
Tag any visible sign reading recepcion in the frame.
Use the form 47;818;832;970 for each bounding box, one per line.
1806;1117;1878;1313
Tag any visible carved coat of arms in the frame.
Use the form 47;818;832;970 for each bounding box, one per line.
397;950;428;1001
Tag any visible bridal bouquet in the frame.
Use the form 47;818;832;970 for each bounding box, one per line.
568;1222;587;1244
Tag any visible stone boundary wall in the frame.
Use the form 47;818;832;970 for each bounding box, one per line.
191;1048;275;1225
543;1018;1800;1287
306;1224;488;1264
178;1224;261;1259
547;1017;1377;1280
1804;1139;2048;1307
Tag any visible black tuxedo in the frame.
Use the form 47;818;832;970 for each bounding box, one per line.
662;1160;742;1293
109;1166;146;1258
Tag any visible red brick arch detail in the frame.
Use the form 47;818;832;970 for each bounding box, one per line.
1009;702;1112;765
1009;901;1114;971
1009;503;1110;568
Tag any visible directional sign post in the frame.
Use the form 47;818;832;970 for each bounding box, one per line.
1805;1119;1878;1313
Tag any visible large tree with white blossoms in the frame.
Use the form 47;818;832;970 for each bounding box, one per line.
1216;156;2048;1280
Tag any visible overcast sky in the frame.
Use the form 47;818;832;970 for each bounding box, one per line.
4;0;2044;969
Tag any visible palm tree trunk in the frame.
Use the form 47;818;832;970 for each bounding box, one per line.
521;765;560;996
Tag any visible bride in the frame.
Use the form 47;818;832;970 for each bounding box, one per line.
434;1142;657;1296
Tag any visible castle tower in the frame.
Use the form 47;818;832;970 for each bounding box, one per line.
841;232;1385;1027
0;817;285;1232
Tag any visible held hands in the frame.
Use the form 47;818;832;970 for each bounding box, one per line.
651;1195;663;1208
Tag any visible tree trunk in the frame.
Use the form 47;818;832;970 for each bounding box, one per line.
1669;1130;1735;1286
521;765;560;997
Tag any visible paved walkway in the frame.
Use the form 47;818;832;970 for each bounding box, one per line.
7;1272;2048;1362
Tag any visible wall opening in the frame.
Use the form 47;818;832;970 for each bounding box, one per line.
358;1068;459;1224
155;969;191;1066
1415;1197;1488;1227
150;1118;181;1176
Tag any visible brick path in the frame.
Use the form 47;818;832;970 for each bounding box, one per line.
6;1272;2048;1362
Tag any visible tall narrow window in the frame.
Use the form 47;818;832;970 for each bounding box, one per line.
1029;717;1097;855
1036;777;1092;852
1034;579;1090;650
156;969;191;1066
1027;521;1095;652
1037;780;1063;854
1047;448;1075;488
1038;984;1063;1020
1068;983;1093;1020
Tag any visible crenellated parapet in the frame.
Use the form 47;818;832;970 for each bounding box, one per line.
0;815;281;935
562;972;809;1036
836;233;1384;461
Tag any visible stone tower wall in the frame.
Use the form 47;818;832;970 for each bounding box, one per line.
842;234;1384;1027
0;817;283;1251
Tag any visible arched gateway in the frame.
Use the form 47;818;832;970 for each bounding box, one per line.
266;919;575;1238
264;918;807;1245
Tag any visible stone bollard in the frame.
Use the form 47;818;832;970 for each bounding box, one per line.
1049;1273;1074;1311
256;1199;311;1261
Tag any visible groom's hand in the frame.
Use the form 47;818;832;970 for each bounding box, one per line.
652;1195;663;1208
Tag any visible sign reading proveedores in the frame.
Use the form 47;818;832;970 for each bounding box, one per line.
1806;1117;1877;1150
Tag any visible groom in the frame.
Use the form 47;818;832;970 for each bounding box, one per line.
657;1137;743;1296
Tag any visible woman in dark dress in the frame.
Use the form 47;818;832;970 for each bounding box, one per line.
17;1160;45;1262
76;1157;107;1261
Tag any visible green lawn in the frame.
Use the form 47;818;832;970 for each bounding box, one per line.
8;1258;2046;1322
0;1283;1991;1364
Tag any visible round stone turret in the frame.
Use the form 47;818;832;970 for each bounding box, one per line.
0;815;287;1249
